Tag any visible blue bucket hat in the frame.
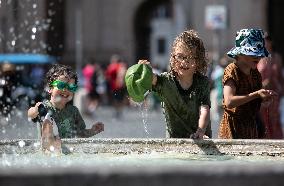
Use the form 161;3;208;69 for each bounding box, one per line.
227;29;269;59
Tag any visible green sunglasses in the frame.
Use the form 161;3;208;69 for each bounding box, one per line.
50;80;78;93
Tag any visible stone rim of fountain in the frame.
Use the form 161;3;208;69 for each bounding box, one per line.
1;138;284;157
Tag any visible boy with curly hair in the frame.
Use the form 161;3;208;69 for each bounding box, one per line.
28;64;104;152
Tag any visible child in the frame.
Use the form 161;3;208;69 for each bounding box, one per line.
218;28;277;139
257;33;284;139
28;64;104;151
126;30;211;139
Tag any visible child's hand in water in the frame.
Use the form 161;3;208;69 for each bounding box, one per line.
91;122;104;135
190;127;209;139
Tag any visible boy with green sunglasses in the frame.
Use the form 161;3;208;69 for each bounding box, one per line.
28;64;104;153
50;80;78;93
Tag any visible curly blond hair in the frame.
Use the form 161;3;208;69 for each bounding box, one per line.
169;30;208;76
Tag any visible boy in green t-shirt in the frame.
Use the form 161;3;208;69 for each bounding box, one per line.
28;64;104;152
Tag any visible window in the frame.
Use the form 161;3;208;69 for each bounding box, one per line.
157;38;165;54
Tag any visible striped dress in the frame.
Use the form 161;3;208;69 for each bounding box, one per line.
218;63;262;139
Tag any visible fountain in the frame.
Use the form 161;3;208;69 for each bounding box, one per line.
1;138;284;186
1;1;284;186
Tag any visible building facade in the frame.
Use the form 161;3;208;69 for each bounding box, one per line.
0;0;283;70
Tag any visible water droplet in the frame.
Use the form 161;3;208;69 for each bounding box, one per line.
49;146;55;152
9;27;14;33
54;95;62;102
18;140;25;148
32;27;37;33
33;142;40;147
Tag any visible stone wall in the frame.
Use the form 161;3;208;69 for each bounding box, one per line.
1;139;284;186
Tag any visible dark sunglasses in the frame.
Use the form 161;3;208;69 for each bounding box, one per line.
50;80;78;93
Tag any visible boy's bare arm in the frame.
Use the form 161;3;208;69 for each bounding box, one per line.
77;122;104;138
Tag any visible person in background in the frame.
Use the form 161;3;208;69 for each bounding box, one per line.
218;28;277;139
257;33;284;139
210;56;230;126
30;64;45;88
82;61;100;118
28;64;104;152
126;30;211;139
105;55;127;119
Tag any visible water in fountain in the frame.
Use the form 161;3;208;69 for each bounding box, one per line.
2;148;284;169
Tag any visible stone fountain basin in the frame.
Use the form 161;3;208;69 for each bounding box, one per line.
1;138;284;186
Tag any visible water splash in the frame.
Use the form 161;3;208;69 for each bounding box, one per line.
18;140;25;148
130;98;151;137
33;142;40;148
141;100;150;137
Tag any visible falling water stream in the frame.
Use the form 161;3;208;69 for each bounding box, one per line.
130;98;151;138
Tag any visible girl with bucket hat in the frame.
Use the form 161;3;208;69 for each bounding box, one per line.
125;30;211;139
218;28;277;139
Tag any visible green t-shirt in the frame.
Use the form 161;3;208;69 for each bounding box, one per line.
153;72;211;138
36;100;86;138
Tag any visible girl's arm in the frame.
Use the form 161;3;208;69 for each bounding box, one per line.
198;105;210;131
190;105;210;139
223;79;276;109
